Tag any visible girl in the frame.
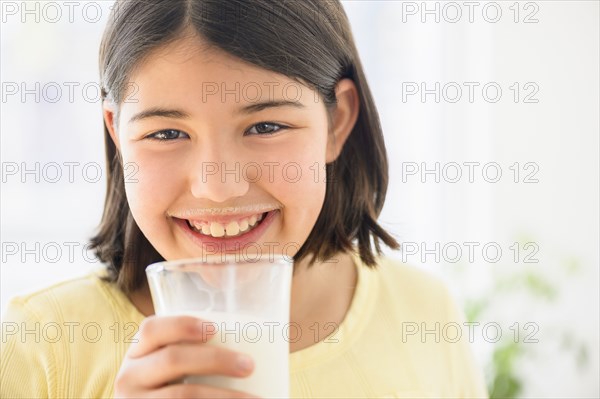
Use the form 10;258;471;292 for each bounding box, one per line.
1;0;488;398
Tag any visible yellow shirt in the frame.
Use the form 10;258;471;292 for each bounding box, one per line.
1;255;488;398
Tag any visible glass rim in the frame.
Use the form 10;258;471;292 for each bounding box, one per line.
146;254;293;274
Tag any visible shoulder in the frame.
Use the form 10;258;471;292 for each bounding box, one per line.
1;270;136;399
367;257;489;398
369;256;460;322
2;269;126;325
375;256;448;289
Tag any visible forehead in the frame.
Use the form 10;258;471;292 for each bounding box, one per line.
123;34;316;108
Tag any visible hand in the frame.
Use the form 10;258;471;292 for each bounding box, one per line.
114;315;260;398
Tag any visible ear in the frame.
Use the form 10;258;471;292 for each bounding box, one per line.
102;99;120;150
326;78;360;163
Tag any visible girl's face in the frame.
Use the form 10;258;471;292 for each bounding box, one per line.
104;34;357;262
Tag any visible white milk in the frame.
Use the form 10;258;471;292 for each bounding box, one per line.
182;311;289;398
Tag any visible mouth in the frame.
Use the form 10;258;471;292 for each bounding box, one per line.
173;210;278;252
186;211;268;238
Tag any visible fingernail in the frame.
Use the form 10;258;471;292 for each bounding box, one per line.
237;354;254;372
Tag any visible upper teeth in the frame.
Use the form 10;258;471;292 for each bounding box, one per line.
189;213;265;238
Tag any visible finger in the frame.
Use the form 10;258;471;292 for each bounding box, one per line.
127;343;255;388
147;383;261;399
129;315;218;358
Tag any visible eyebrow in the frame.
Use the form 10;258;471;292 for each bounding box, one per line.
237;100;305;115
128;108;189;124
128;100;305;124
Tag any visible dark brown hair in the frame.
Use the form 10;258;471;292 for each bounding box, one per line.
92;0;399;293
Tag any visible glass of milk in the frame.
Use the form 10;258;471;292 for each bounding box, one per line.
146;254;293;398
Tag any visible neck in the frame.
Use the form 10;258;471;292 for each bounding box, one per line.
288;252;357;325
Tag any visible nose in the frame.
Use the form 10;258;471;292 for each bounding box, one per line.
188;147;250;202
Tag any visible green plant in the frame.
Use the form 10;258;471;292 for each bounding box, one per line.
451;238;589;398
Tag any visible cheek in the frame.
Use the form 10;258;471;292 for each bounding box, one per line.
121;149;186;232
277;172;326;248
265;138;329;245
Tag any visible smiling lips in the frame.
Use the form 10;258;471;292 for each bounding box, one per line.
174;209;278;252
186;212;266;238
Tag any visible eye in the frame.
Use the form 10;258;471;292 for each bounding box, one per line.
145;129;189;141
245;122;288;136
